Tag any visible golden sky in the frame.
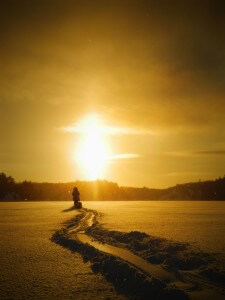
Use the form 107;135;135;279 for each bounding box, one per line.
1;0;225;188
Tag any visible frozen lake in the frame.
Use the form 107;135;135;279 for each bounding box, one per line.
1;201;224;299
85;201;225;254
0;202;124;300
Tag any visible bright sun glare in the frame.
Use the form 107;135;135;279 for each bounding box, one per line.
76;115;109;180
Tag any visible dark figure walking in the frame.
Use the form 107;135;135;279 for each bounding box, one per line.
72;187;82;209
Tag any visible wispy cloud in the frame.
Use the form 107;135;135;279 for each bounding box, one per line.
166;171;211;177
61;125;154;136
192;150;225;155
109;153;140;160
60;114;155;136
165;150;225;157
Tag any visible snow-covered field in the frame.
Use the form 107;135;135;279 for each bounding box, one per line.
85;201;225;254
1;201;224;299
0;202;124;300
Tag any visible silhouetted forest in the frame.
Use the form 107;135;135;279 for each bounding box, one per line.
0;172;225;201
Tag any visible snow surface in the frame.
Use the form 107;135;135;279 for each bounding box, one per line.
0;202;125;299
85;201;225;254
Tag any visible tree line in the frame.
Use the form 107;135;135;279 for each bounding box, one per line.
0;172;225;201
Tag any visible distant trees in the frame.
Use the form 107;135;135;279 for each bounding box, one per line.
17;180;36;200
0;173;16;200
0;172;225;201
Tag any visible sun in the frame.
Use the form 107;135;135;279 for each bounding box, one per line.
76;115;109;180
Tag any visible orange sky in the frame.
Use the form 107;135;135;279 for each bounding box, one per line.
1;0;225;188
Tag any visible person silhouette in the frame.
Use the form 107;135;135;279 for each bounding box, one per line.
72;187;82;209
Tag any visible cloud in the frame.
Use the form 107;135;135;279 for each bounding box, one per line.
1;0;225;132
192;150;225;155
60;114;155;136
61;125;153;135
109;153;140;160
165;150;225;157
165;171;212;177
